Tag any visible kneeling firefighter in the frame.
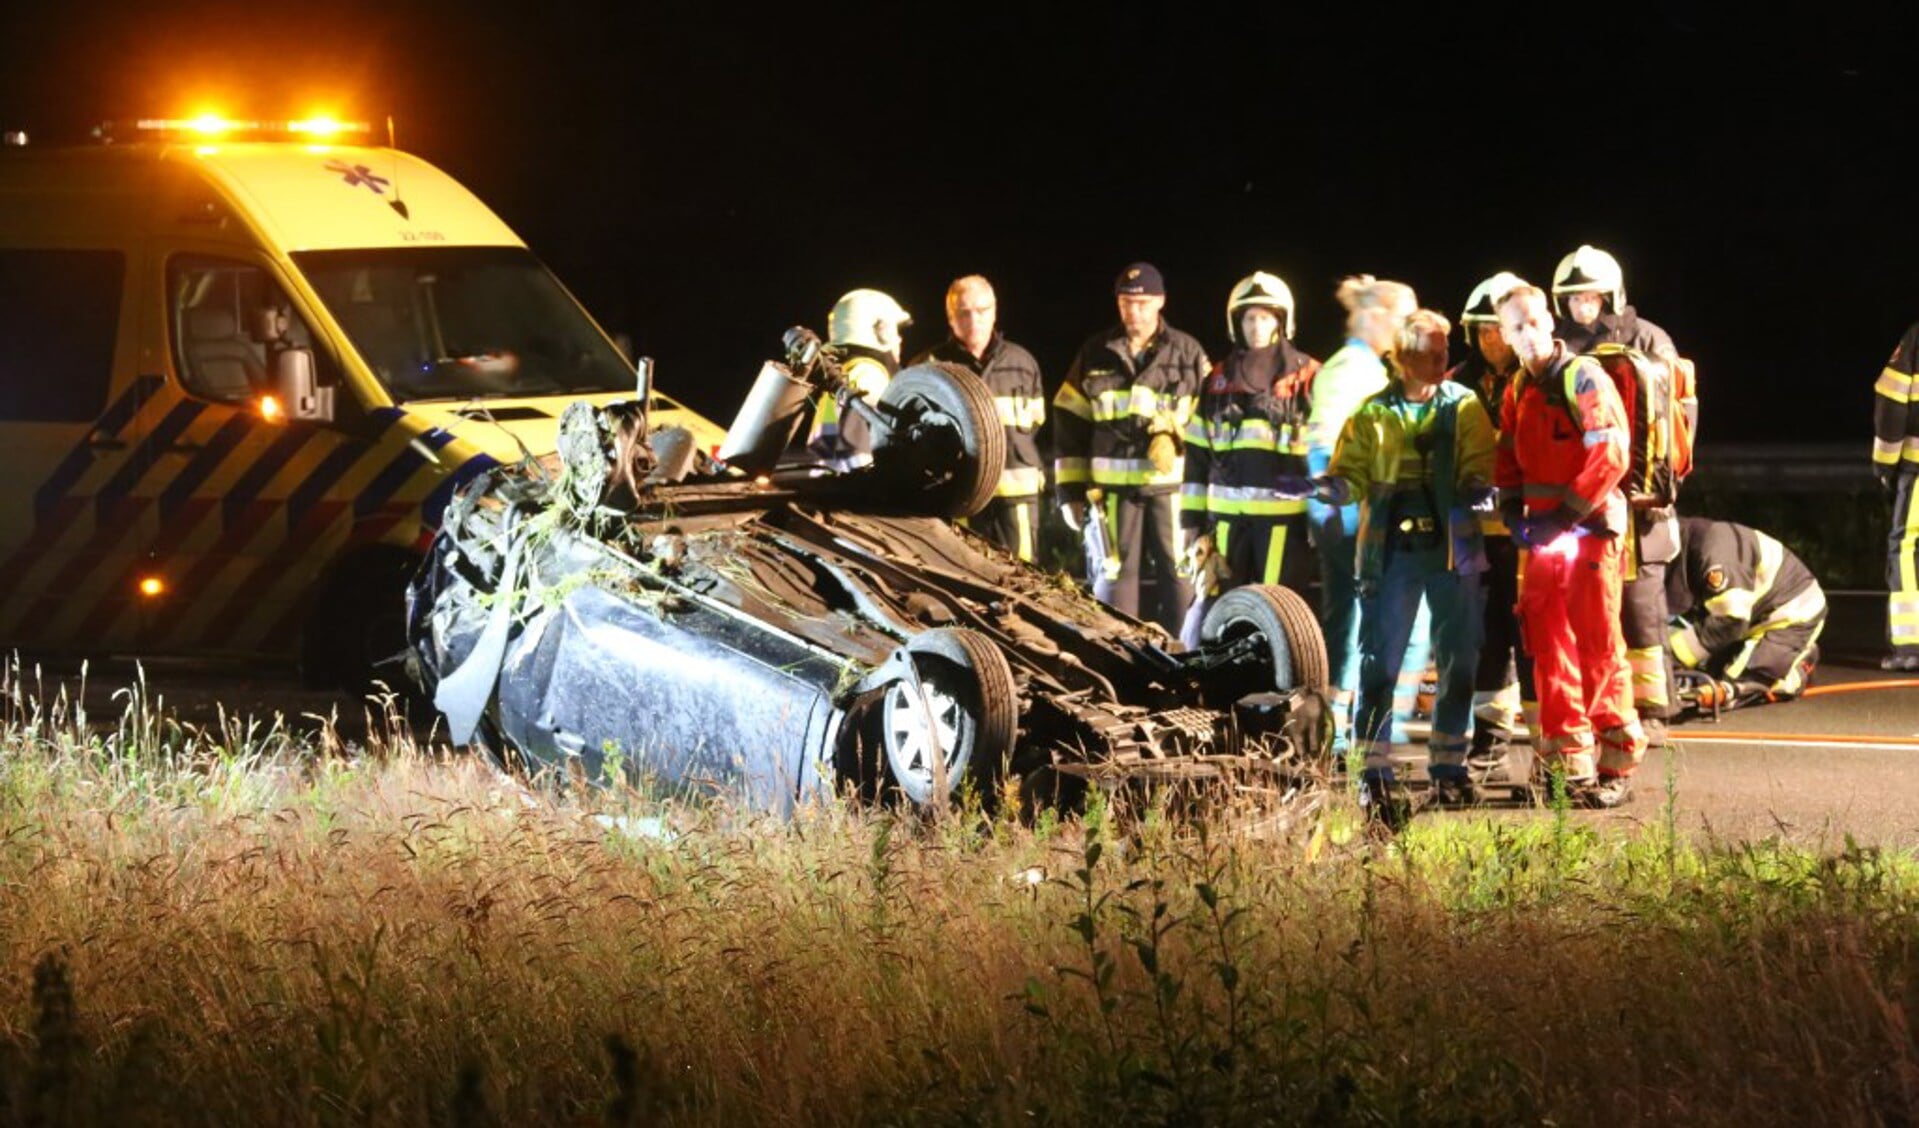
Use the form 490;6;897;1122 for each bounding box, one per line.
1665;516;1826;714
807;289;912;472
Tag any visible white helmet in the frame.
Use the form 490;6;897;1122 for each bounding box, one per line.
1550;245;1625;317
827;289;912;351
1461;271;1528;328
1225;271;1296;345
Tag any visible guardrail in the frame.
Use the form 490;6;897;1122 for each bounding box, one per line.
1688;443;1873;492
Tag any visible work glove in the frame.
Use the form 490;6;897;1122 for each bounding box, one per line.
1876;463;1902;496
1147;432;1180;475
1274;474;1320;499
1060;499;1087;532
1514;509;1575;549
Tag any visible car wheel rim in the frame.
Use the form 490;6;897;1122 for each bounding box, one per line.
883;673;967;791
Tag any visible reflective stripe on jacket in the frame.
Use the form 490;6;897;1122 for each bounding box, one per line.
1874;321;1919;469
1180;341;1318;527
1054;320;1208;496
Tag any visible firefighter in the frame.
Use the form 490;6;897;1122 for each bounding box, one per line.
1493;284;1645;807
1451;272;1532;770
806;289;911;472
1055;263;1210;634
1874;320;1919;670
1177;271;1320;647
1553;244;1690;744
1306;275;1418;738
1665;517;1826;713
911;275;1047;561
1549;244;1678;361
1288;309;1497;816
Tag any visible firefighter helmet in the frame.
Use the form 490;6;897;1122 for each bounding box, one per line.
1225;271;1296;345
1461;271;1528;327
827;289;912;351
1550;245;1626;317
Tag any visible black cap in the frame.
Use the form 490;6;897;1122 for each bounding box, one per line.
1114;262;1165;296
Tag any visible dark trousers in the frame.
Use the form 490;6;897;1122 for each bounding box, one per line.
965;495;1041;562
1475;534;1525;696
1093;487;1192;637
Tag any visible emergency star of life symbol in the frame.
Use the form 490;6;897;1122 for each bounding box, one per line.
324;160;391;196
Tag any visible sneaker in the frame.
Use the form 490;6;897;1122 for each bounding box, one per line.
1881;653;1919;672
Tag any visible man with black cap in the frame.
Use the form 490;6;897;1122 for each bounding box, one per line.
1055;263;1211;633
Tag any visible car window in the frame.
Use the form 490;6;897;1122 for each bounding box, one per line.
0;249;123;422
167;257;333;404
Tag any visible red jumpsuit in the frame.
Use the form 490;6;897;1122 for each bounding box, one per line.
1495;344;1647;782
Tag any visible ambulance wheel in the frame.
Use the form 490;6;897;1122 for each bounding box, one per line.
874;362;1006;520
302;549;421;697
1199;585;1330;697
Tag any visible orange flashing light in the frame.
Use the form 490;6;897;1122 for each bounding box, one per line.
138;576;166;598
258;394;284;422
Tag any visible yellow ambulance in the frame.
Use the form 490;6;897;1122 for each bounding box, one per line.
0;115;722;685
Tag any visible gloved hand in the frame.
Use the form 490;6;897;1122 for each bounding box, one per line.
1877;463;1902;496
1462;485;1497;512
1147;432;1179;475
1274;474;1317;499
1515;509;1574;549
1061;499;1087;532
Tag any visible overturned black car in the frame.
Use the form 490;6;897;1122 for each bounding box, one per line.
407;330;1330;815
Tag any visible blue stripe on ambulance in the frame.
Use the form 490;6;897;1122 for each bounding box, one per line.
94;398;206;520
158;414;254;517
34;375;163;522
222;426;317;524
286;441;372;528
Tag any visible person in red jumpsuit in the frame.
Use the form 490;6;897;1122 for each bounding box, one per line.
1492;284;1646;807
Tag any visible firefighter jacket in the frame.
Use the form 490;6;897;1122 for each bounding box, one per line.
1322;379;1496;583
1449;351;1519;538
1664;517;1824;669
1179;339;1319;531
914;333;1047;498
1494;342;1630;536
1874;321;1919;473
1558;305;1677;362
1054;319;1208;500
807;346;897;472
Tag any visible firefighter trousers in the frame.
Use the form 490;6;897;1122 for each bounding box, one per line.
1178;511;1313;649
1093;487;1192;637
1890;471;1919;657
1474;534;1527;726
1621;559;1673;721
965;494;1042;563
1354;545;1484;774
1518;531;1642;778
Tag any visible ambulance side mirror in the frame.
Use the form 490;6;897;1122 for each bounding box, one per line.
273;347;335;423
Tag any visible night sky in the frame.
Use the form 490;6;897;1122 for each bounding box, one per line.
3;1;1915;443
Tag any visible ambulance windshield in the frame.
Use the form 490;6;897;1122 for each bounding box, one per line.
293;246;635;401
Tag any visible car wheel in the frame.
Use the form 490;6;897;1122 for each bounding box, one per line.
878;627;1018;805
874;362;1007;520
1199;584;1330;695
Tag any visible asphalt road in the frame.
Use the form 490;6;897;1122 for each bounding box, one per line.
27;597;1919;850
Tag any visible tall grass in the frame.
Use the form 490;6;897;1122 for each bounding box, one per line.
0;664;1915;1124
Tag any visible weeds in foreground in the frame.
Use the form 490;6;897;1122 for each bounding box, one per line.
0;667;1916;1124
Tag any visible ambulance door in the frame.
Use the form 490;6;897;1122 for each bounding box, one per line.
0;247;157;653
141;252;369;658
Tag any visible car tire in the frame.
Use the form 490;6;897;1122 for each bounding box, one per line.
874;362;1007;520
878;627;1018;805
1199;584;1330;694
